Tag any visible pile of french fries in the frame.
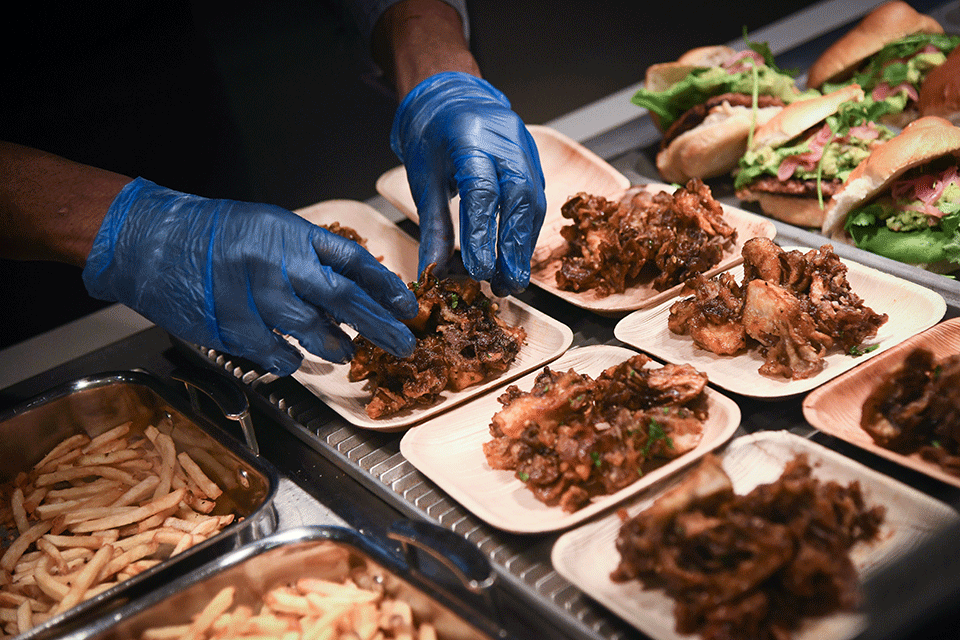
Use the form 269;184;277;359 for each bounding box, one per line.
139;572;439;640
0;420;234;637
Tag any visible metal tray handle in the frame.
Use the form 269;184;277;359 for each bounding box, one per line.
170;366;260;455
387;519;500;620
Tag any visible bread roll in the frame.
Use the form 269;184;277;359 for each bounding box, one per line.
807;1;943;90
656;102;782;183
919;45;960;125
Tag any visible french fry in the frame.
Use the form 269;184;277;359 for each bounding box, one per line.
136;554;446;640
69;488;186;534
52;545;113;614
1;522;52;573
183;586;235;640
80;422;131;455
177;452;223;500
10;489;28;536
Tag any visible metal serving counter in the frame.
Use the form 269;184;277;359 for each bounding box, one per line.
3;1;960;638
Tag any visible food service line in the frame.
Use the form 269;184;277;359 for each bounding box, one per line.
1;2;959;640
181;2;960;640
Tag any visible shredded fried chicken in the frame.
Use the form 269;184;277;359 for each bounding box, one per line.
349;265;526;419
669;238;888;379
482;354;709;512
862;348;960;475
555;179;737;295
611;453;886;640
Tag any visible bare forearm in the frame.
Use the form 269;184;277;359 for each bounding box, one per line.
372;0;481;99
0;142;131;266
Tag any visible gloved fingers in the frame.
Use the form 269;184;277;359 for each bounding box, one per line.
490;167;547;295
285;263;416;359
411;172;457;278
310;228;418;319
456;152;500;283
274;305;358;365
217;318;306;377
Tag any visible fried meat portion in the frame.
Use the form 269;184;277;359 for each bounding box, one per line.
669;238;888;379
482;354;709;513
555;179;737;295
862;348;960;475
611;454;885;640
349;265;526;419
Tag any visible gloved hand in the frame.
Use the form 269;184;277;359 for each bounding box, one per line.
391;72;547;296
83;178;418;376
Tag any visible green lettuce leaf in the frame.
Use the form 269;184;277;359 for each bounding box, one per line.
845;204;960;265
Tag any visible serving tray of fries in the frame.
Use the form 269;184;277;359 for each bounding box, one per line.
0;370;279;640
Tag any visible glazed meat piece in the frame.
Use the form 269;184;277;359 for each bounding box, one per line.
554;179;737;295
349;265;526;419
669;238;888;379
862;348;960;475
611;454;885;640
741;279;831;379
668;272;745;355
483;354;709;513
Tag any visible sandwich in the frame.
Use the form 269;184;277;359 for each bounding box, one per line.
806;1;960;127
734;84;897;227
919;44;960;125
822;116;960;272
632;42;818;183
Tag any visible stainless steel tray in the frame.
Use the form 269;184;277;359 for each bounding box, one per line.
61;523;503;640
0;369;280;640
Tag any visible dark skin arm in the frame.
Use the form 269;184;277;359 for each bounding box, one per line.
372;0;481;100
0;141;129;265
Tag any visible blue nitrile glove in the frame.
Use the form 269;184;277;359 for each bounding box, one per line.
390;72;547;296
83;178;418;376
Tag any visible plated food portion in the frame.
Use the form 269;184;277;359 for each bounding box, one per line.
399;345;740;534
668;239;888;381
348;265;526;420
803;317;960;489
552;430;960;640
483;352;710;514
615;244;945;398
291;200;572;431
530;180;776;314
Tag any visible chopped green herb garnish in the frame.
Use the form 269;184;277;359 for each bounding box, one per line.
591;451;602;468
518;471;529;481
849;344;880;357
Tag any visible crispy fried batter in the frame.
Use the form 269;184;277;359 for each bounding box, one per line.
611;454;885;640
862;348;960;475
555;179;737;295
349;265;526;419
482;354;708;512
669;238;888;379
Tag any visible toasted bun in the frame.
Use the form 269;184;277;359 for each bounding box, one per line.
919;45;960;125
822;116;960;237
749;84;864;150
643;45;738;93
737;189;830;227
806;1;944;89
657;103;783;183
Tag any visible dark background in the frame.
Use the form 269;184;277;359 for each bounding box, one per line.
1;0;825;349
